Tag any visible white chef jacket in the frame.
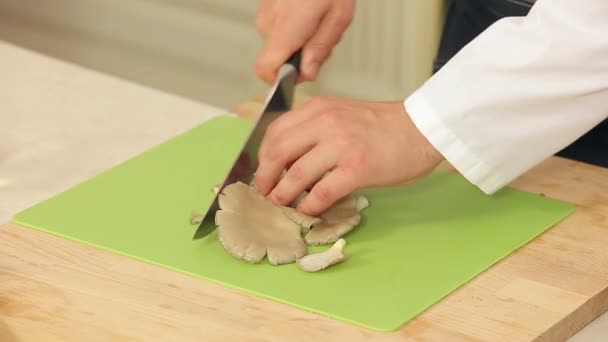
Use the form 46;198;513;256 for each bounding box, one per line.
404;0;608;194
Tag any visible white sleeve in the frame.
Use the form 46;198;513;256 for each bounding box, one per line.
404;0;608;194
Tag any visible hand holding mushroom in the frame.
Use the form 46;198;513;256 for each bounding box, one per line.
253;96;443;216
212;181;368;272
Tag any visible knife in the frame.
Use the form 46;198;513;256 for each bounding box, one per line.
193;49;302;239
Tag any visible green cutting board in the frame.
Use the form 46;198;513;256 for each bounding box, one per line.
13;115;573;332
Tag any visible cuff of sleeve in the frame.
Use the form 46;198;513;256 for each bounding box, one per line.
404;91;508;195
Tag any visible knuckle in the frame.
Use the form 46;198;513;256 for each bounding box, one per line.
265;119;281;139
267;146;283;162
259;143;281;162
318;110;341;126
345;153;369;173
361;108;376;121
307;41;333;56
333;132;355;147
273;10;292;28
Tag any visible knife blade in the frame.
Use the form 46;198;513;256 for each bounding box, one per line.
193;49;301;239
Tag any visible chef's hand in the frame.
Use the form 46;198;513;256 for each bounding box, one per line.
254;96;444;216
254;0;355;83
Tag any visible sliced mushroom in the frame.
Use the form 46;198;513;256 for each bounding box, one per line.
212;185;220;195
215;182;308;265
296;238;347;272
281;207;320;233
294;193;369;246
190;210;204;225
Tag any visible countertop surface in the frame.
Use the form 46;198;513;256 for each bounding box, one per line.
1;40;607;341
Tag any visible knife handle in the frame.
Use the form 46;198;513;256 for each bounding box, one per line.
286;49;302;73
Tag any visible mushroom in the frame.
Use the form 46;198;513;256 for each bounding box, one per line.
280;207;320;233
190;210;204;225
215;181;308;265
212;185;220;195
188;184;220;225
296;238;347;272
283;193;369;246
212;177;369;271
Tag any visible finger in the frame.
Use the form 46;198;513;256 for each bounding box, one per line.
299;3;354;81
254;4;326;83
255;119;325;195
268;143;341;206
255;0;277;37
258;97;334;180
297;167;359;216
263;97;332;141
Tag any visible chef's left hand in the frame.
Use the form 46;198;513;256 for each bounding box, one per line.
254;96;444;216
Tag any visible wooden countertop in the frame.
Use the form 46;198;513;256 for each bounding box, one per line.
1;41;608;341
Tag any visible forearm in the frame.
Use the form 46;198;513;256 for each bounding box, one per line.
405;0;608;194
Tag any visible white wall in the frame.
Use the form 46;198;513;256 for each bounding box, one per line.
0;0;443;108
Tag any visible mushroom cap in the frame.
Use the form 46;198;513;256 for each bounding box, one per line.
280;207;320;233
285;193;369;246
215;182;308;265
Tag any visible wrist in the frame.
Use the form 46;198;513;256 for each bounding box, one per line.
402;103;444;167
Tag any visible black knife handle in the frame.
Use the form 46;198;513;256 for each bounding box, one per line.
286;49;302;73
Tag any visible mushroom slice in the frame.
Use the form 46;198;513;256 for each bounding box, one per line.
249;173;321;233
215;182;307;265
212;185;220;195
304;194;369;246
190;210;204;225
281;207;320;234
296;238;347;272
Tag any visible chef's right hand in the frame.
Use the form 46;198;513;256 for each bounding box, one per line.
254;0;355;83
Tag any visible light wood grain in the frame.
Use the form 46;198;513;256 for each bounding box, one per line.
0;41;226;223
2;46;608;341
